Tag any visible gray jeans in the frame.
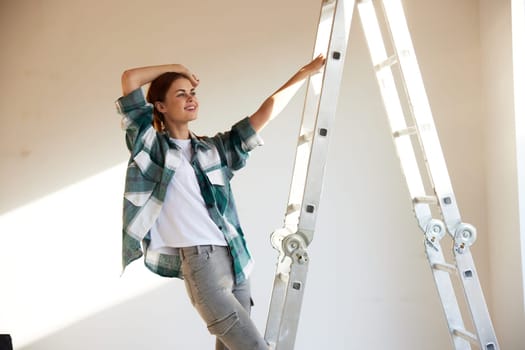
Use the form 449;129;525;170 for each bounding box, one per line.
180;245;269;350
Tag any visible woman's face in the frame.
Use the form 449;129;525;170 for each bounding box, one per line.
156;77;199;127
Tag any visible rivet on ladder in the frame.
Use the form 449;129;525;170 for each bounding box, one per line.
332;51;341;60
319;128;328;136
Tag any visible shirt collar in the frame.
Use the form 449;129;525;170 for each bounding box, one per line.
163;130;211;151
190;131;211;151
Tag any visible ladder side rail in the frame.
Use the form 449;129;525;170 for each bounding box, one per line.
380;1;499;349
356;2;472;349
283;0;337;233
454;250;499;350
298;0;355;243
265;1;353;348
380;0;461;233
356;0;429;228
271;248;309;350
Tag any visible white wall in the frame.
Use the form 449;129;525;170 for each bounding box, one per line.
0;0;521;349
512;0;525;313
480;0;525;349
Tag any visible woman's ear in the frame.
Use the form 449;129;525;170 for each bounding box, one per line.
155;101;167;113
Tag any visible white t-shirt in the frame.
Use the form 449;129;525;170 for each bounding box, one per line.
149;138;227;251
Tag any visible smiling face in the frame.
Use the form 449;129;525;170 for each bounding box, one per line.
155;77;199;129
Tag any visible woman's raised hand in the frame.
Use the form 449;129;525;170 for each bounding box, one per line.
300;54;326;75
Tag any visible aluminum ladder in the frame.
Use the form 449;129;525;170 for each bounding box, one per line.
264;1;499;349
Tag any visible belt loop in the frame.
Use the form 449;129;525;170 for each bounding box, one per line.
210;245;216;252
179;248;185;260
196;245;201;254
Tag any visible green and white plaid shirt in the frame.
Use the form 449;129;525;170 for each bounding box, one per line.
115;87;263;283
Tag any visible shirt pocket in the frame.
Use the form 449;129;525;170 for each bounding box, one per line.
206;167;226;187
124;162;158;207
133;150;163;183
205;166;233;214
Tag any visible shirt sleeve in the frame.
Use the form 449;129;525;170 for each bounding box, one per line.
231;117;264;153
115;88;155;152
213;117;264;171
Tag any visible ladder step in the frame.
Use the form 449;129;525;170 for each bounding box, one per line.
286;204;301;215
413;196;438;204
452;328;478;345
374;54;398;72
298;131;314;145
393;126;417;138
432;262;457;274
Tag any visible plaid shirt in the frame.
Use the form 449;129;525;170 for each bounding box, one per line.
115;87;263;283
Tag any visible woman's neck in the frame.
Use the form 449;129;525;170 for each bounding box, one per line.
166;124;190;139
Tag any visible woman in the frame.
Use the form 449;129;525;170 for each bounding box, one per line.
116;54;325;350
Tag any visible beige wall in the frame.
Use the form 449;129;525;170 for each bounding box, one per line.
480;0;525;349
0;0;522;349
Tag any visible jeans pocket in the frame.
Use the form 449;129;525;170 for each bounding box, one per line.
207;311;239;336
185;250;211;274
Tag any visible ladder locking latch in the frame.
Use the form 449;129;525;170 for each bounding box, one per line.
424;219;446;243
454;223;477;253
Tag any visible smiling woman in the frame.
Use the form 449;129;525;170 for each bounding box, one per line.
115;56;324;350
146;72;199;137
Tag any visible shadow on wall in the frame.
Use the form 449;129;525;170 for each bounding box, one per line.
18;283;214;350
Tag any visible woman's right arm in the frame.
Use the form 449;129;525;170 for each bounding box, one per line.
121;64;199;95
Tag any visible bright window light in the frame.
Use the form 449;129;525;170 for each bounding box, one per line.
0;163;169;347
358;0;431;228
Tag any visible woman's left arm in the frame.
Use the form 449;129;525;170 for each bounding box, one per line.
249;54;326;133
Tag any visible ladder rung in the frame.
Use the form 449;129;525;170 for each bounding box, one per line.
374;54;398;72
432;262;457;274
413;196;438;204
393;126;417;138
298;131;314;145
452;328;478;344
286;204;301;215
